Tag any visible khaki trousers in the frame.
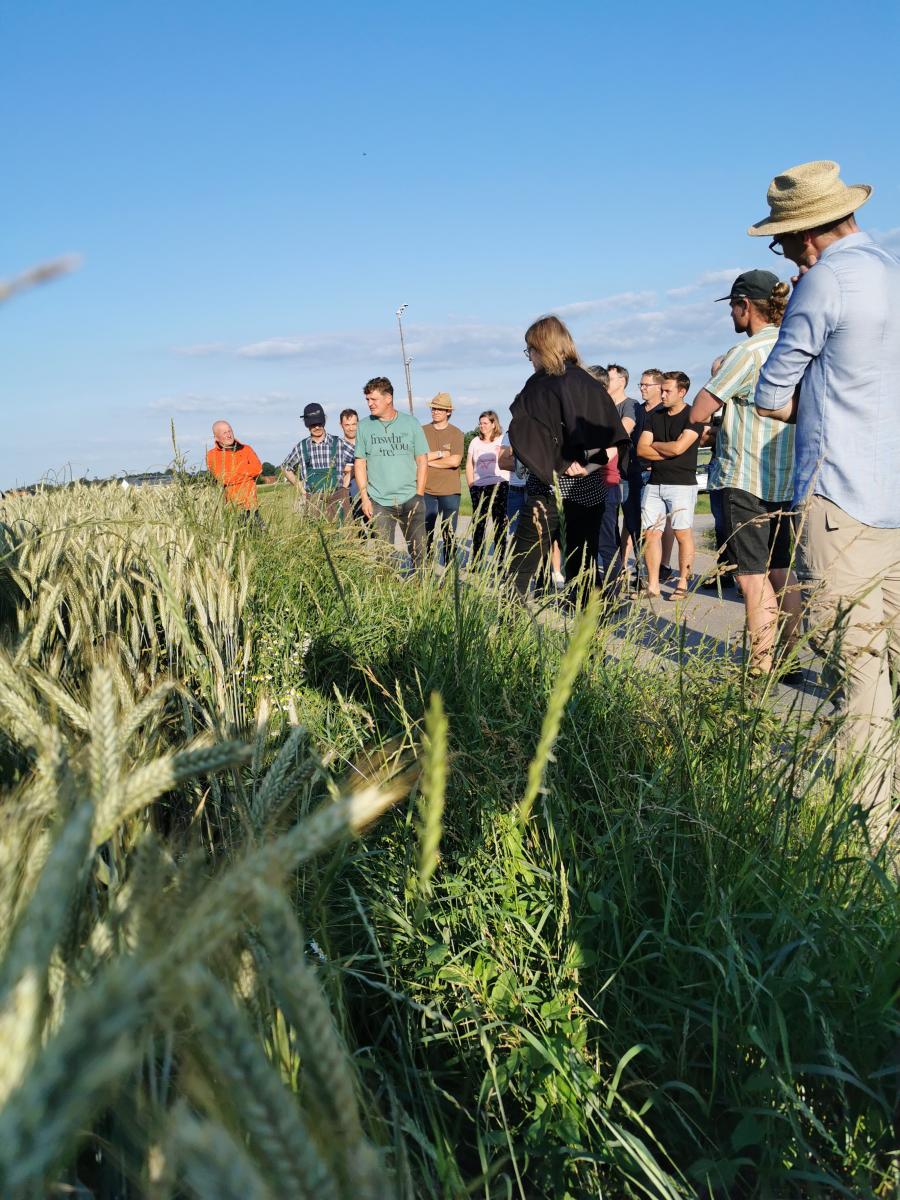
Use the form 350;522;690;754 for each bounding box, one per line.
796;495;900;845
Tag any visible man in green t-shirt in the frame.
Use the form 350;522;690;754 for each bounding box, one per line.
354;376;429;568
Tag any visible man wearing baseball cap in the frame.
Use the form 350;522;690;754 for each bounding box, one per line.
422;392;464;563
751;160;900;846
282;402;354;519
689;271;800;679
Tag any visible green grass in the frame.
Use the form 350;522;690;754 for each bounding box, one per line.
247;515;900;1199
259;476;475;515
260;479;708;520
0;486;897;1200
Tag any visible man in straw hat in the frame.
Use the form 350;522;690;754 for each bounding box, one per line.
752;160;900;848
422;392;464;563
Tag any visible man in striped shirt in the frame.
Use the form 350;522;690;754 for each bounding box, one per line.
689;271;800;677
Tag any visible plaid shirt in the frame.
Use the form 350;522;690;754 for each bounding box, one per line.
282;434;354;484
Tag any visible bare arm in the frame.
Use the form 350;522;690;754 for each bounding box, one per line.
652;429;702;458
465;445;475;488
283;467;301;488
427;450;462;469
689;388;722;426
620;416;635;435
758;385;799;424
637;430;664;463
415;454;428;495
497;445;515;471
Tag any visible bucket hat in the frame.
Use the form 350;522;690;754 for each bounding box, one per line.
748;160;871;237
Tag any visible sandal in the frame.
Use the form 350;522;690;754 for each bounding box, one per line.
666;580;690;601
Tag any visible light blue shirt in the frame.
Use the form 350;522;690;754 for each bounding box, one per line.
755;231;900;528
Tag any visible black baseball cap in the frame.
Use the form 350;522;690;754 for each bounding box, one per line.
302;403;327;428
716;270;781;303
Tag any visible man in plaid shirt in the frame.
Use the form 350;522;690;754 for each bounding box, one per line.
282;403;354;520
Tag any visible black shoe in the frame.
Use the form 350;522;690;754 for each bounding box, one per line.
778;667;806;686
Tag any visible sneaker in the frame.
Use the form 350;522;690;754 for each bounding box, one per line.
552;571;566;589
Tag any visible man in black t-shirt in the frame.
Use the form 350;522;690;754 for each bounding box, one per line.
636;371;706;599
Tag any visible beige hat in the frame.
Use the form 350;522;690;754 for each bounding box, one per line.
430;392;453;412
748;160;872;237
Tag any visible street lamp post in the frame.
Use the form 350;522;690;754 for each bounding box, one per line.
396;303;414;415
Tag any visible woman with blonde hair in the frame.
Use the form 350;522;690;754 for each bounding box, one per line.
465;410;509;562
507;315;631;597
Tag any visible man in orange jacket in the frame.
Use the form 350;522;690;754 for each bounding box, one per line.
206;420;263;517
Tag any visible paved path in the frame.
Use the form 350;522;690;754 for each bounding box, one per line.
442;512;828;711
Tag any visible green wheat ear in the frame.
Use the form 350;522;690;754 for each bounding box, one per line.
519;593;600;827
184;964;340;1200
0;803;93;1108
416;691;448;898
258;890;390;1197
171;1112;275;1200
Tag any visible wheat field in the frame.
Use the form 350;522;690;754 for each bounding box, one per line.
0;480;896;1199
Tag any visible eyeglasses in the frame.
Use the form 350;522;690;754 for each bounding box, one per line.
523;347;533;359
768;238;785;256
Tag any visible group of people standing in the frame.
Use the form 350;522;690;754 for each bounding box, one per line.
207;159;899;848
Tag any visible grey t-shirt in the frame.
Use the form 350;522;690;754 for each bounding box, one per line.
501;432;527;488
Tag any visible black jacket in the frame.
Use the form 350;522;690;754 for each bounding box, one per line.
508;363;631;486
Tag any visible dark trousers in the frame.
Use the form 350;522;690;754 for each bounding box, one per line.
621;475;642;542
512;492;604;595
424;492;462;563
371;495;426;569
597;482;623;583
469;482;509;562
304;486;350;521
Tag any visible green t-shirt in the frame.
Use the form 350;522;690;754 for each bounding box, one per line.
355;411;429;505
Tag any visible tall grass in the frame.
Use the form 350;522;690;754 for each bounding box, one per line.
0;482;896;1198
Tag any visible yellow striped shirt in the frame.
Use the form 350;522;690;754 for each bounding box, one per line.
706;325;794;501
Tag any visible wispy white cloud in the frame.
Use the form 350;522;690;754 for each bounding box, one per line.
234;322;524;369
582;299;732;356
149;391;294;415
554;291;656;318
174;277;738;381
666;268;744;299
872;226;900;252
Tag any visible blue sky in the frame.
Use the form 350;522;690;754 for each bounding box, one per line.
4;0;898;487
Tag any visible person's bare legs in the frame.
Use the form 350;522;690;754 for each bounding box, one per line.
550;540;563;581
672;528;694;590
661;519;675;575
642;530;662;595
769;567;802;654
736;572;780;669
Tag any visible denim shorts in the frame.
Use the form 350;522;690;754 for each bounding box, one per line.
641;483;698;532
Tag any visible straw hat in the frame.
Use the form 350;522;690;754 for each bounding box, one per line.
748;160;872;237
430;392;453;412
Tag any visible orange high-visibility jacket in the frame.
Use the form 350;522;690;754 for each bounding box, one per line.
206;442;262;509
